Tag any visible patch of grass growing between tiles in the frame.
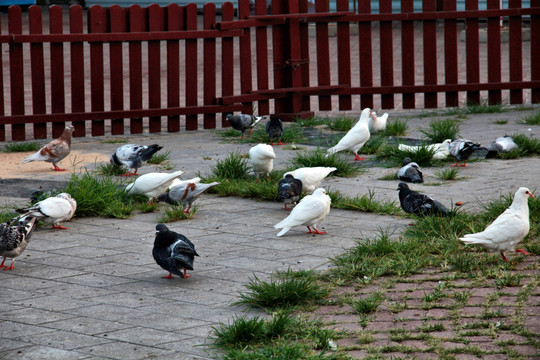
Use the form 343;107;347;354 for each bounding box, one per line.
379;118;409;136
146;150;171;165
218;123;306;145
420;118;461;143
359;135;386;155
94;162;127;176
518;109;540;125
328;189;401;215
327;116;355;132
3;141;42;152
511;133;540;156
288;148;360;177
350;293;383;315
376;143;440;167
434;168;459;181
156;204;197;223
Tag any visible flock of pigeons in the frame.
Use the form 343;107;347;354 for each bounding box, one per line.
0;109;534;278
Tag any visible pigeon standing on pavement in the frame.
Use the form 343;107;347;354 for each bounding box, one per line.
283;167;337;193
485;135;518;158
16;193;77;230
274;188;331;237
327;108;371;161
22;125;75;171
448;139;486;167
110;144;163;176
277;174;303;210
249;144;276;181
225;113;264;139
368;111;388;133
266;115;284;145
125;170;185;204
0;215;37;270
153;224;199;279
157;179;220;213
460;187;534;262
397;182;449;217
397;158;424;183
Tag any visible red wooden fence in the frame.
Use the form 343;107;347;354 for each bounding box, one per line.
0;0;539;141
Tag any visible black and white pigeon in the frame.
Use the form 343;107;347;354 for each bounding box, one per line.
0;215;37;270
225;113;264;139
397;182;449;217
448;139;486;167
110;144;163;176
157;178;220;213
266;115;284;146
485;135;518;158
397;158;424;183
277;174;303;210
153;224;199;279
16;192;77;230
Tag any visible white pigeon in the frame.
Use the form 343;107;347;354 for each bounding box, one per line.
158;180;220;213
327;108;371;161
274;188;331;237
459;187;534;262
368;111;388;133
22;125;75;171
125;170;185;203
283;167;337;193
16;193;77;230
249;143;276;181
398;139;452;160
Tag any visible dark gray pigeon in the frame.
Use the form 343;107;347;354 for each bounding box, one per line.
277;174;303;210
265;115;284;145
448;139;486;167
110;144;163;176
397;158;423;183
225;113;264;139
153;224;199;279
485;135;518;158
397;182;449;217
0;215;37;270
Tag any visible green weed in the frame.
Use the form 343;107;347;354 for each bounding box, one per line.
94;162;127;176
511;133;540;156
100;137;130;144
327;116;355;132
519;110;540;125
359;135;386;155
435;168;459;181
494;272;523;289
351;293;383;315
219;123;305;144
420;118;461;143
3;142;42;152
380;118;408;136
146;150;170;165
376;143;439;167
211;152;252;180
493;119;508;125
328;189;401;215
157;204;197;223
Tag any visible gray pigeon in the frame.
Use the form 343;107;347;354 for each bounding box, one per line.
0;215;37;270
157;180;220;213
485;135;518;158
277;174;303;210
397;158;424;183
225;113;264;139
265;115;284;145
153;224;199;279
110;144;163;176
448;139;486;167
397;183;449;217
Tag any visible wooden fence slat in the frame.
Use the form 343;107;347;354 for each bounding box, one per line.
238;0;253;115
29;6;46;139
128;5;145;134
487;0;502;105
401;0;415;109
9;6;25;141
0;14;4;141
357;0;373;109
423;0;437;108
255;0;270;115
299;0;311;114
88;6;107;136
166;4;181;132
221;2;234;126
337;0;351;110
109;5;126;135
50;6;66;138
532;0;540;103
509;0;523;104
380;0;394;109
203;3;217;129
70;6;86;137
287;0;303;115
315;0;331;110
148;4;164;133
271;0;287;116
465;0;480;105
185;3;198;130
444;0;458;107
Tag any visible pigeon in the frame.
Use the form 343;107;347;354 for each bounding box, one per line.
274;188;331;237
460;187;534;262
397;158;424;183
368;111;388;133
125;170;185;204
283;167;337;193
397;182;449;217
398;139;452;160
0;215;37;270
327;107;371;161
485;135;518;158
168;177;201;190
448;139;486;167
225;113;264;139
22;125;75;171
153;224;199;279
157;180;220;213
277;174;303;210
249;143;276;181
16;192;77;230
110;144;163;176
266;115;284;145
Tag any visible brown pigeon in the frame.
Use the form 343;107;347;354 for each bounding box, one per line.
22;125;75;171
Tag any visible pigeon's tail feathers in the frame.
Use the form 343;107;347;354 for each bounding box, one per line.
459;234;491;245
139;144;164;161
22;151;44;164
253;116;264;126
110;153;121;166
276;226;291;237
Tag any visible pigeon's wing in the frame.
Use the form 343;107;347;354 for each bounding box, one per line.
172;236;198;257
330;126;369;152
461;210;528;245
36;198;75;219
47;138;71;161
287;196;328;224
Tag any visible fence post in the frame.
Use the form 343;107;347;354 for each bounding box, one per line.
465;0;480;105
422;0;437;108
203;3;217;129
380;0;394;109
88;5;107;136
238;0;253;115
70;5;86;137
508;0;523;104
50;5;66;138
401;0;415;109
0;13;4;142
185;3;198;130
487;0;502;105
255;0;270;115
221;2;234;127
337;0;351;110
9;6;25;141
444;0;458;107
167;3;182;132
128;5;145;134
109;5;127;135
357;0;373;109
532;0;540;103
29;6;47;139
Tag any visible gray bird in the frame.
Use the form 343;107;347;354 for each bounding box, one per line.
0;215;37;270
110;144;163;176
153;224;199;279
277;174;303;210
397;158;424;183
448;139;486;167
265;115;284;145
225;113;264;139
485;135;518;158
157;179;220;213
397;182;449;217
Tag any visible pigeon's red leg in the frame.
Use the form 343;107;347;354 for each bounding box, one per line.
241;134;245;139
515;249;531;255
0;257;6;268
270;140;275;146
51;224;69;230
4;260;15;270
249;128;254;135
183;206;191;214
183;269;191;278
162;273;174;279
120;172;136;177
450;162;461;167
52;164;66;171
312;227;328;235
306;226;313;233
354;154;366;161
278;140;284;145
500;251;509;262
283;204;289;210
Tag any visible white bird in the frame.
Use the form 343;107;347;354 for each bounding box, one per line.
327;108;371;161
459;187;534;262
22;125;75;171
398;139;452;160
274;188;331;237
249;144;276;181
16;193;77;230
158;180;220;213
283;167;337;193
110;143;163;176
168;177;201;190
368;111;388;133
125;170;185;203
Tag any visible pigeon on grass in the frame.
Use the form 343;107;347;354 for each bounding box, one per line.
266;115;284;145
225;113;264;139
485;135;518;158
283;167;336;194
249;144;276;182
153;224;199;279
16;193;77;230
125;170;185;204
0;215;37;270
110;144;163;176
22;125;74;171
158;180;220;213
397;183;449;217
448;139;486;167
327;108;371;161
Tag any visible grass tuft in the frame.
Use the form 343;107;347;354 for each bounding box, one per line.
211;152;252;180
511;133;540;156
146;150;171;165
327;116;355;131
329;189;401;215
3;142;42;153
434;168;459;181
288;148;360;177
376;143;439;167
94;162;127;176
351;293;383;315
518;110;540;125
420;118;461;143
379;118;408;136
219;123;305;144
157;204;197;223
